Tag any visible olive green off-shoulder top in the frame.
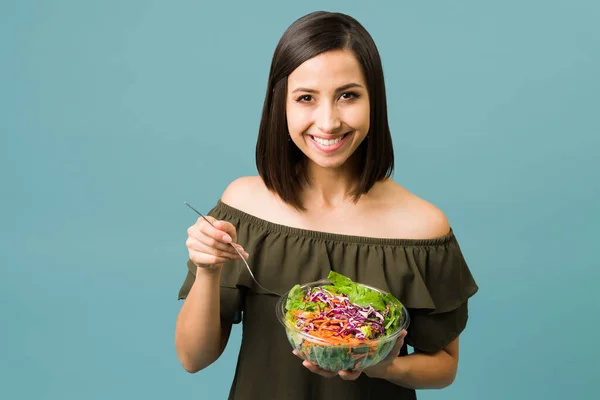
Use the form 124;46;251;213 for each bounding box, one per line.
178;200;478;400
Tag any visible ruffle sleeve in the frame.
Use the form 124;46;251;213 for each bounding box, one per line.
323;229;479;353
388;236;478;353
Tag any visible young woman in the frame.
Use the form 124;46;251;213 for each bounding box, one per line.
175;11;478;400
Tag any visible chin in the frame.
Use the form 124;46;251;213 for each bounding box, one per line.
306;154;351;170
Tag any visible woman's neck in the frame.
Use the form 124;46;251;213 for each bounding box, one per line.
301;159;361;210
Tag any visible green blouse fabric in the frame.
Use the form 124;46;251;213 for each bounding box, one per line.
178;200;478;400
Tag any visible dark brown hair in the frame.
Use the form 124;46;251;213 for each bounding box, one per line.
255;11;394;210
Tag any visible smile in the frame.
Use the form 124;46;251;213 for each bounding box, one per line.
312;135;345;146
308;132;352;153
310;132;351;145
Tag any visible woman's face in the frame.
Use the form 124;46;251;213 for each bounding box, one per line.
286;49;370;171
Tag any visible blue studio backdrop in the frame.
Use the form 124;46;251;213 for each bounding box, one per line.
1;1;598;399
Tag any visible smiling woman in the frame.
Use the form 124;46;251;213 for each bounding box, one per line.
175;10;478;400
255;12;394;211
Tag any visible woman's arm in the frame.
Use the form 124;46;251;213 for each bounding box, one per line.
175;266;232;373
176;195;248;373
367;337;460;389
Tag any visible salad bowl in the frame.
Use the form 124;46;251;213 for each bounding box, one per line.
276;271;410;372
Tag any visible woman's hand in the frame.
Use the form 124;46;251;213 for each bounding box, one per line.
292;330;407;381
186;215;249;268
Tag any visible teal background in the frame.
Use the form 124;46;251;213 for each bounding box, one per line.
1;0;598;399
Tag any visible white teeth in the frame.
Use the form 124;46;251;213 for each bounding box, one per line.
313;135;343;146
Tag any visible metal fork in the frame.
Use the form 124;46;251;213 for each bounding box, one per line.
184;202;282;297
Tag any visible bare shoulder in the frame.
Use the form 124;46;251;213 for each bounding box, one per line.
220;176;274;215
406;195;451;239
221;176;267;207
376;180;451;239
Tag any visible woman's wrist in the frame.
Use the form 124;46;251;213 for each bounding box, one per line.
194;263;223;278
366;356;408;382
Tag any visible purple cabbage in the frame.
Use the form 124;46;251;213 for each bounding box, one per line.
294;288;391;339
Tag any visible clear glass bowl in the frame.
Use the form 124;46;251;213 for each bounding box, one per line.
276;279;410;372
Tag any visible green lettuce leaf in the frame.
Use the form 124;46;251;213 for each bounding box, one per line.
285;284;306;312
326;271;355;297
327;271;354;287
352;289;387;311
327;270;404;329
327;271;387;311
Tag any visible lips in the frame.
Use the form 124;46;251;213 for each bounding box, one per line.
308;132;352;153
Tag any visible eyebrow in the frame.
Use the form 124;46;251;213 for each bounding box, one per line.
291;82;364;94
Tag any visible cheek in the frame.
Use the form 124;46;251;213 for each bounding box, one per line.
286;105;312;135
342;105;370;132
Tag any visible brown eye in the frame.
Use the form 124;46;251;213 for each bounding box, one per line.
340;92;359;100
296;95;313;102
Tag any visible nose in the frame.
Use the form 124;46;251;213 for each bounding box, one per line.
315;103;342;134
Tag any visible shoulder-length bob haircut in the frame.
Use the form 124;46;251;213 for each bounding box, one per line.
255;11;394;210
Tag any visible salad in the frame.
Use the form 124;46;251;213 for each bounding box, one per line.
280;271;407;371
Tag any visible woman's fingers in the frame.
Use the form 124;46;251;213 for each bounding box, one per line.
213;220;238;242
187;236;248;260
390;330;407;356
188;249;232;266
194;232;242;257
293;351;338;378
301;361;338;378
293;350;362;380
338;370;362;381
185;216;248;267
197;220;248;255
197;217;234;243
230;243;249;258
292;350;306;361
